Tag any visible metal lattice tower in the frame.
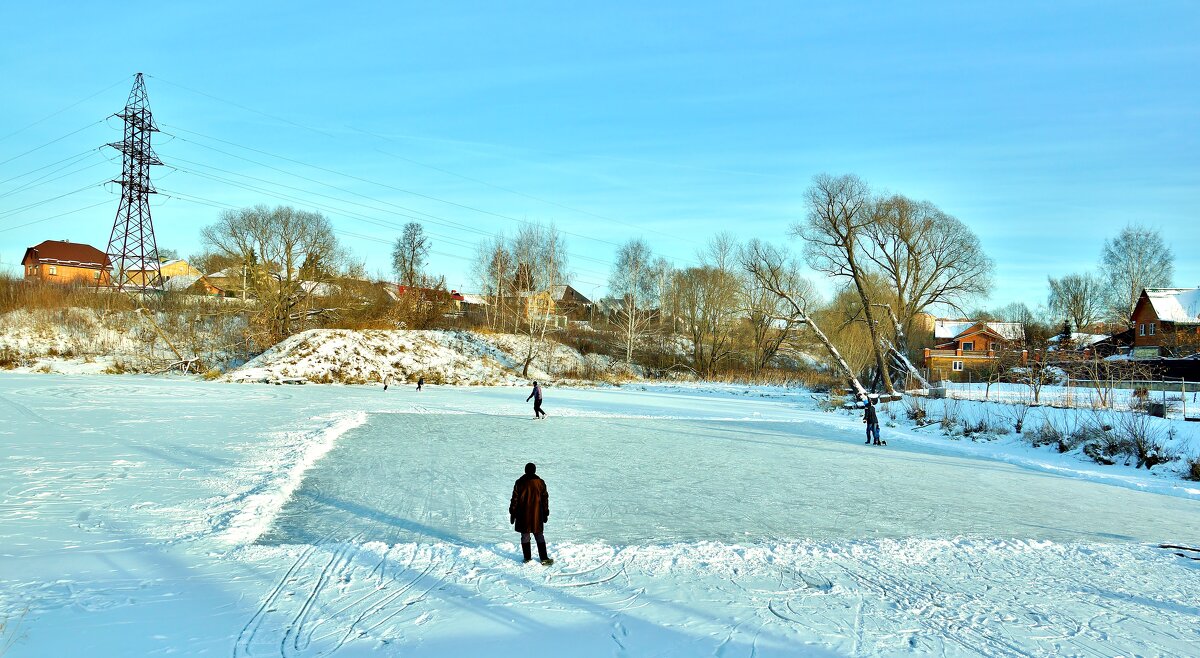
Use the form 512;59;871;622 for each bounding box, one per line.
103;72;164;292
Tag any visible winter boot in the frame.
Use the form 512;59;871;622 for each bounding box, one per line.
536;537;551;565
521;542;533;563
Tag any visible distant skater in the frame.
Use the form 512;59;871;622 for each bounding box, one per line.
526;381;546;419
509;462;552;565
383;373;390;391
417;376;424;392
863;394;882;445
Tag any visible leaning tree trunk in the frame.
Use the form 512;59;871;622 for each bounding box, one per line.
872;303;931;390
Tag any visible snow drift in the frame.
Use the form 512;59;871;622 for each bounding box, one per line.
225;328;631;385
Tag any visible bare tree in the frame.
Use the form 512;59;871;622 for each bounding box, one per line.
510;223;568;377
667;266;740;378
1047;272;1103;331
861;194;993;352
796;173;895;394
609;238;662;365
738;240;806;378
742;240;869;398
1099;224;1174;327
200;205;342;342
471;235;513;330
392;222;430;288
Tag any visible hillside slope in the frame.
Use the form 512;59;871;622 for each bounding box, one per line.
224;329;629;385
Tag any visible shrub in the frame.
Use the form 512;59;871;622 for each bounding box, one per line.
1001;401;1031;433
1111;411;1177;469
1187;455;1200;481
903;396;927;424
203;369;222;381
940;398;960;432
961;418;991;438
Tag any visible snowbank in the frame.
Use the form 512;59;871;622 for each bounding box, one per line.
224;329;632;385
0;306;245;374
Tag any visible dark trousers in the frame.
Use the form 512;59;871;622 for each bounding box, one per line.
533;400;545;418
520;531;548;561
866;422;881;444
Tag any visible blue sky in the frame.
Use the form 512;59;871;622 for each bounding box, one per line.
1;1;1197;308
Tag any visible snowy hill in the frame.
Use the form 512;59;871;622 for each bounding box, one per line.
225;328;633;385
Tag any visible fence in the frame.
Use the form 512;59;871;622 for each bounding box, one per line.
937;376;1200;421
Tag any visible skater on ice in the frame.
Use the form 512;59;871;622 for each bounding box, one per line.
417;376;424;392
526;381;546;419
863;394;883;445
509;462;552;565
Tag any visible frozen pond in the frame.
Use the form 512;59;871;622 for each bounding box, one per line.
3;375;1199;657
260;412;1200;547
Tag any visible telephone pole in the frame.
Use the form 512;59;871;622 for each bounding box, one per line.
103;72;164;292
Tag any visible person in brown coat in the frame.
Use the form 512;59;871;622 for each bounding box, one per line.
509;462;553;565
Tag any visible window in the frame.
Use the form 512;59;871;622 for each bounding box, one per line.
1149;323;1155;336
961;341;974;351
93;270;101;279
1139;324;1146;336
952;360;964;372
48;265;58;276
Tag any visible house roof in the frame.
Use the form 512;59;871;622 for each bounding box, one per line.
128;258;188;272
162;274;202;291
934;319;1024;341
1047;332;1108;346
459;293;489;306
22;240;110;269
551;285;591;303
1143;288;1200;324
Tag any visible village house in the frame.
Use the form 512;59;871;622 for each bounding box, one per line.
126;258;203;286
517;285;593;328
21;239;112;286
126;258;223;295
923;318;1026;381
1130;287;1200;357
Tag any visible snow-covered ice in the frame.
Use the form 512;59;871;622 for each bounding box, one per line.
1;374;1198;656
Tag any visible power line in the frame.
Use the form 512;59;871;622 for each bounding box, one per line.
0;147;101;187
158;188;609;289
0;120;104;168
159;123;625;250
0;180;109;220
159;158;615;279
142;77;706;285
149;74;697;250
356;129;701;247
160;135;623;274
158;176;612;283
0;152;107;200
0;199;112;234
0;75;132;143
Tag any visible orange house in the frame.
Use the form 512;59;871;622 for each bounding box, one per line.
923;318;1026;381
21;240;111;286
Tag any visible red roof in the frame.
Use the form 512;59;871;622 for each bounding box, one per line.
22;240;111;270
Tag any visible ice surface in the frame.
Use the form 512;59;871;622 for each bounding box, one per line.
2;374;1199;657
261;414;1200;547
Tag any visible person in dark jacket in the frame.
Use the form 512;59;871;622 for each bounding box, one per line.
417;376;424;392
526;381;546;419
509;462;552;565
863;395;882;445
